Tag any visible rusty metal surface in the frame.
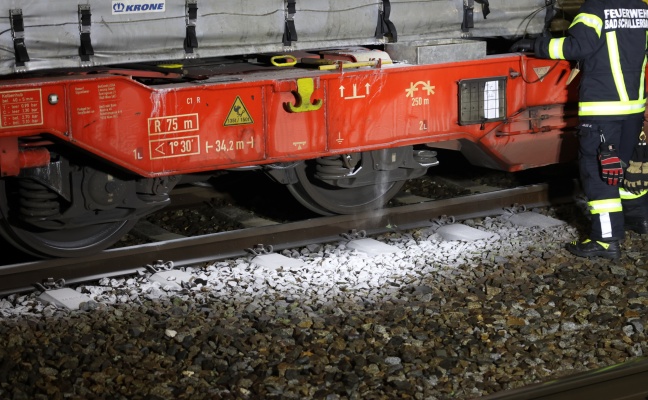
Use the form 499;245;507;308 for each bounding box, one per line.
479;357;648;400
0;181;578;296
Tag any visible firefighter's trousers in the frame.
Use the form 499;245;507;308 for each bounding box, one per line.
578;115;648;241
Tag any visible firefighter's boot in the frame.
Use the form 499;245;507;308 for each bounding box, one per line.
565;239;621;260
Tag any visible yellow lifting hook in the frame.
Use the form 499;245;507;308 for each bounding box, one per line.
284;78;323;113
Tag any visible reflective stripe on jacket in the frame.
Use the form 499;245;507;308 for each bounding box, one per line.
535;0;648;119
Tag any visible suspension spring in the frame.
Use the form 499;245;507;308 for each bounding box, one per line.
18;179;60;218
315;155;358;178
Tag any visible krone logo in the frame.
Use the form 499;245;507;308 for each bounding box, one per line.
113;2;125;12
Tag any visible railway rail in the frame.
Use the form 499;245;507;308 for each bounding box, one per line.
2;178;647;398
481;357;648;400
0;181;578;296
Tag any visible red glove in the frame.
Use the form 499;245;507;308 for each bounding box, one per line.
599;142;623;186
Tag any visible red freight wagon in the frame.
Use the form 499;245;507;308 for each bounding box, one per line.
0;1;583;257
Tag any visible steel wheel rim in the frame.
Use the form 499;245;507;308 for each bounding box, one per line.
287;161;405;215
0;179;136;258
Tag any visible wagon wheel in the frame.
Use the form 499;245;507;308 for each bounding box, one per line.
0;179;136;258
286;158;405;215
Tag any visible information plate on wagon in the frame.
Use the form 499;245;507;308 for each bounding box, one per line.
0;89;43;128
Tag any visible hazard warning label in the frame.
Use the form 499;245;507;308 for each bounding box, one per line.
224;96;253;126
533;66;551;82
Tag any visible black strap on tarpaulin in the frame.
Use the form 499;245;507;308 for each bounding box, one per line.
78;5;94;62
375;0;397;42
462;1;475;32
286;0;296;15
476;0;490;18
10;10;29;66
283;0;298;46
543;0;556;36
462;0;490;32
185;1;198;53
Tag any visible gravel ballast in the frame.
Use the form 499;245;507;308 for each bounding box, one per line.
0;205;647;399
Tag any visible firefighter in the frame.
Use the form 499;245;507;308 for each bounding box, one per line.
510;0;648;260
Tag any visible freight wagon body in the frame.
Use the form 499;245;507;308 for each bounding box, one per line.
0;1;585;257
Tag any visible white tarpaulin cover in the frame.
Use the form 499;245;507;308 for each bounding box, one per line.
0;0;553;75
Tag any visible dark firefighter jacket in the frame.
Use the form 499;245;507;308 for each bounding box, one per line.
535;0;648;119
